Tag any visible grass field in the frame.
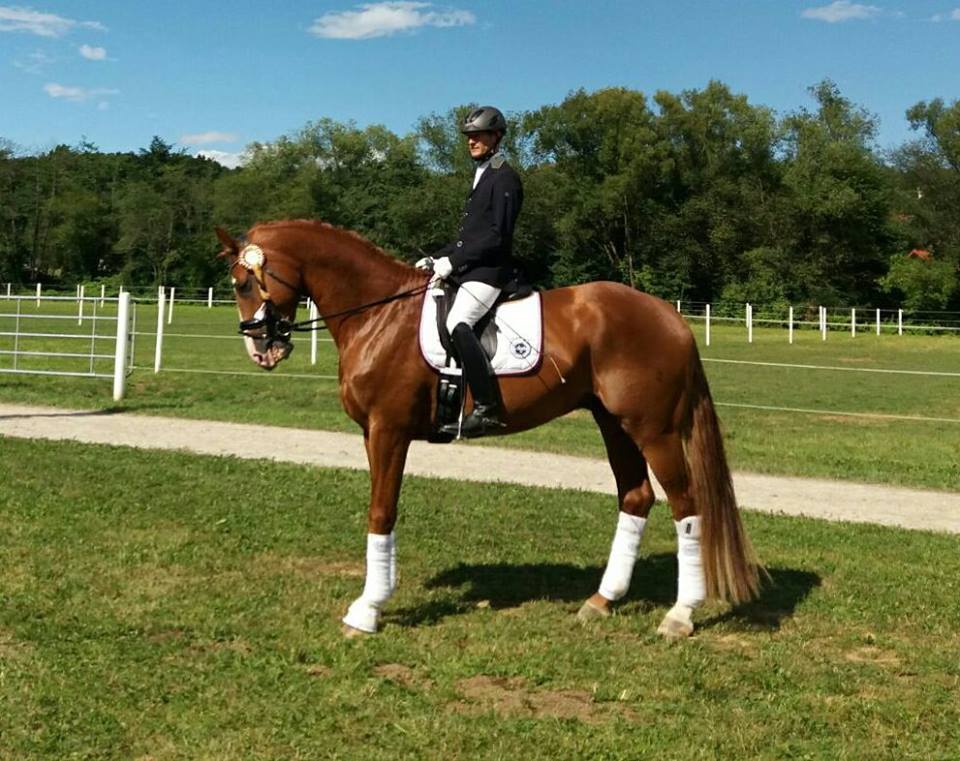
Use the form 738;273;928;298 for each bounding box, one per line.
0;298;957;490
1;436;958;760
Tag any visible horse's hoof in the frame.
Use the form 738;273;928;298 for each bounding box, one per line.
342;623;373;639
342;599;380;634
577;599;611;623
657;613;694;641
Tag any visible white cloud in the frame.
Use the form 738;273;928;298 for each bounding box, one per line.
180;131;238;146
802;1;881;23
309;1;475;40
196;150;245;169
44;82;118;102
0;5;105;37
79;44;106;60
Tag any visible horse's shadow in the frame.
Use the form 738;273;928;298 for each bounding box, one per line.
390;554;820;632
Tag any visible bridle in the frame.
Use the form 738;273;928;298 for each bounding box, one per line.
228;244;299;353
226;242;430;352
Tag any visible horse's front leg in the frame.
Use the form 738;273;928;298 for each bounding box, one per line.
341;424;411;636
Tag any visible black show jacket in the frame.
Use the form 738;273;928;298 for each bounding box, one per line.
436;155;524;287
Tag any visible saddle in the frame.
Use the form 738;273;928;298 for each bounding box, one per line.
419;281;542;443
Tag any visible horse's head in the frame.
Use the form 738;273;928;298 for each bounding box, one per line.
215;226;300;370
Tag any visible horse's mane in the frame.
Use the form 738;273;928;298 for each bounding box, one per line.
251;219;415;272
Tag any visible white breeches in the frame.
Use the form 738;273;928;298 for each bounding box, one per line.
446;281;502;332
598;511;648;601
342;532;397;633
675;516;705;608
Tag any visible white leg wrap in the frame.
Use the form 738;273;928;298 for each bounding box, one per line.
675;516;705;608
342;532;396;633
598;511;647;601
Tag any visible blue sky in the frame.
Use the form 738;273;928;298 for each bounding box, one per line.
2;1;958;166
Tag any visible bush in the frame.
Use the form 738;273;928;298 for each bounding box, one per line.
879;254;957;311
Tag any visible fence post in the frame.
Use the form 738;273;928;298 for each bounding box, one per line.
820;306;827;341
676;300;681;313
705;303;711;347
78;285;85;325
876;308;881;336
898;308;903;336
851;308;856;337
113;292;131;401
788;306;794;344
309;299;318;365
100;283;106;306
167;287;175;325
154;288;166;373
208;286;214;308
746;303;753;343
13;298;21;369
36;283;41;307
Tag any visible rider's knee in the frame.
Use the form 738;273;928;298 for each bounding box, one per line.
446;308;472;333
450;321;473;340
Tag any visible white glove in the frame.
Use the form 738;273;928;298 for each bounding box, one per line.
432;257;454;280
414;256;434;271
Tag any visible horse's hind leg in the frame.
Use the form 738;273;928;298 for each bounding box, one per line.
577;406;656;622
642;432;704;640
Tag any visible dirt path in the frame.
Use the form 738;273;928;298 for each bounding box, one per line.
1;402;958;534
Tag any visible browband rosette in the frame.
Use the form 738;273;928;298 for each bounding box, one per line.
239;244;265;270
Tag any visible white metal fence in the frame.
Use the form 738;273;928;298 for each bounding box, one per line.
3;284;958;411
673;301;960;346
0;292;133;400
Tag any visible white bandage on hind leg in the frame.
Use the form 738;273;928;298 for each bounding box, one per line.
598;511;647;601
342;532;396;633
675;516;705;608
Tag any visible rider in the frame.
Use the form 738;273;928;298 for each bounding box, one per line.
419;105;524;438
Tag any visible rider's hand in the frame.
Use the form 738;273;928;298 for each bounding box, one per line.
432;257;453;280
414;256;435;271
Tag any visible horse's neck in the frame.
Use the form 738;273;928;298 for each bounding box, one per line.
300;231;419;347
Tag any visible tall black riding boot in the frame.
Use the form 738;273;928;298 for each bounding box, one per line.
440;322;505;438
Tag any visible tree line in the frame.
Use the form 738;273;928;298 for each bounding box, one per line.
1;80;958;310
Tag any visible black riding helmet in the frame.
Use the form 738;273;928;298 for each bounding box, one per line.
461;106;507;135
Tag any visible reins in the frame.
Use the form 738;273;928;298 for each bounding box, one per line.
284;282;431;333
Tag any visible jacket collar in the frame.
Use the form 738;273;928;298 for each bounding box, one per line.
468;153;502;196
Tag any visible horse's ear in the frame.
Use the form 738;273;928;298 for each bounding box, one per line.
215;226;238;258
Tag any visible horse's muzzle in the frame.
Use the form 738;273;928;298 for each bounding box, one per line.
244;335;294;370
240;302;294;370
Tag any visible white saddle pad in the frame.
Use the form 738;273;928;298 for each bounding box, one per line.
419;288;543;375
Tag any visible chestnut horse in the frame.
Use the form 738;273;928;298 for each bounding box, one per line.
216;220;762;639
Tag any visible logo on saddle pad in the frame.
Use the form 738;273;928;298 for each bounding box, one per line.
509;338;532;360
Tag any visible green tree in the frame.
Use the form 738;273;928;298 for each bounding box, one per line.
777;80;894;304
526;87;664;287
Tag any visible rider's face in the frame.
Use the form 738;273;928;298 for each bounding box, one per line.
466;130;499;159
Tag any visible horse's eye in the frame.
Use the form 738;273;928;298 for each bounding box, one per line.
235;277;253;295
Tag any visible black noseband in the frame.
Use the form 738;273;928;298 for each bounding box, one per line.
239;300;293;348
